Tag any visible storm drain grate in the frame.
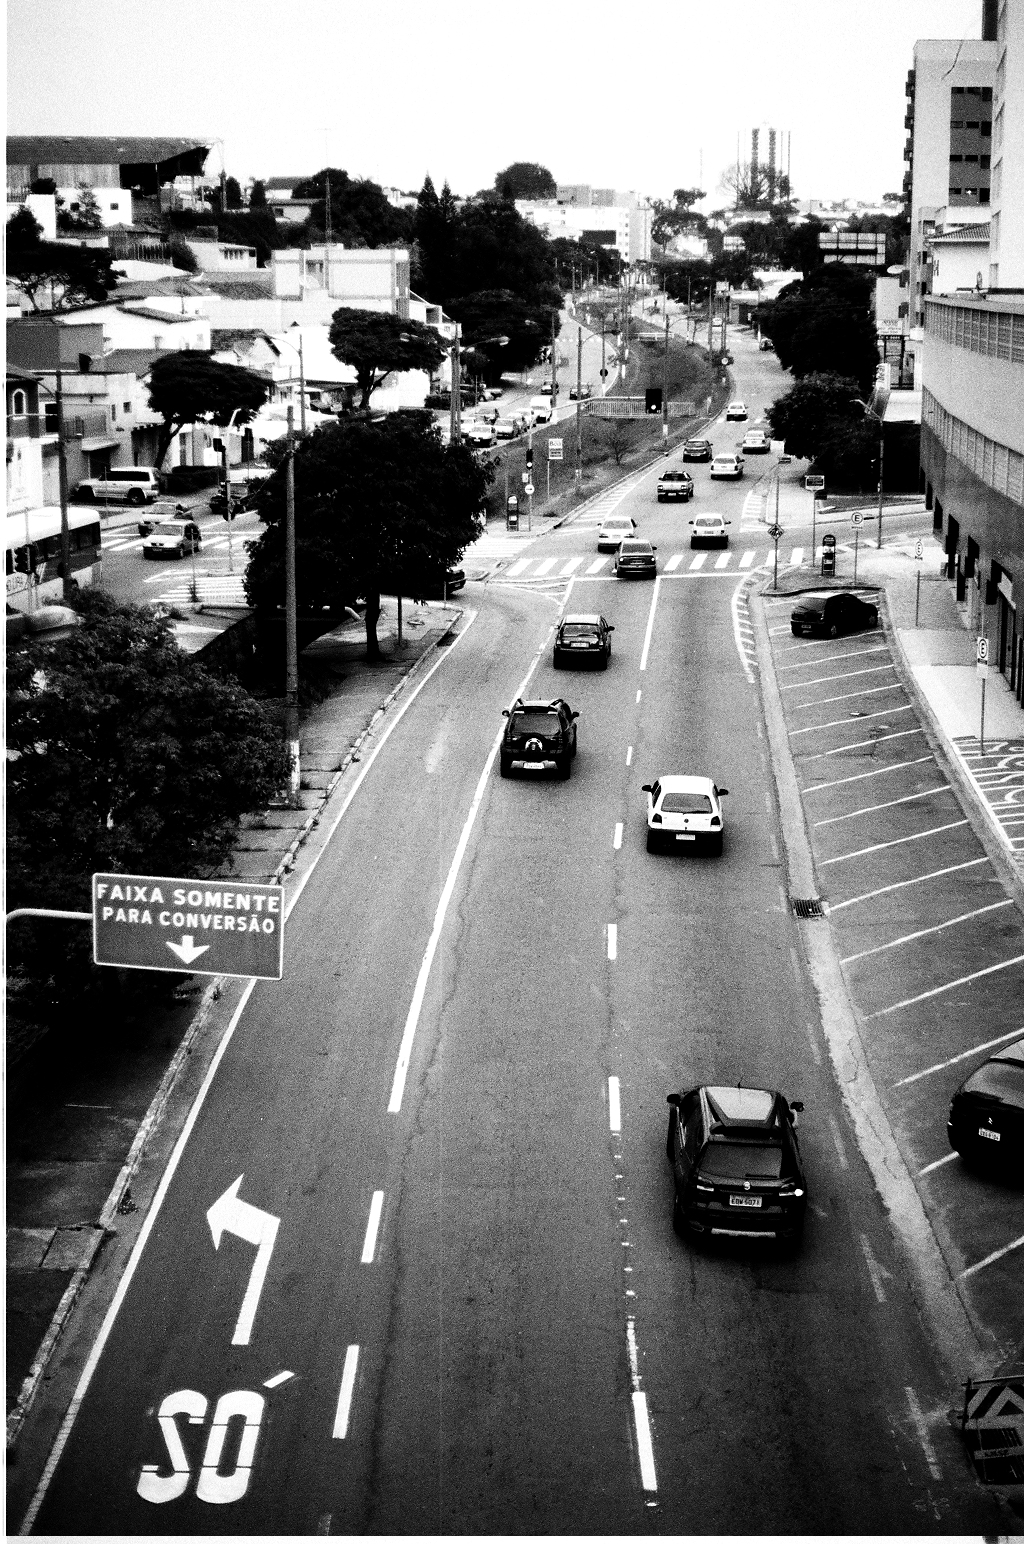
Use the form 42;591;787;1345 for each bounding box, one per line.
792;897;827;919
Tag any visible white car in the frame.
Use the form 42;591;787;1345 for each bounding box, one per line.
689;513;731;548
725;400;748;421
597;514;638;551
710;454;744;479
530;396;554;424
493;417;521;440
741;430;770;453
464;421;496;446
142;519;203;560
641;774;728;855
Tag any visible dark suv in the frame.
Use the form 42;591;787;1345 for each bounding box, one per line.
666;1084;807;1246
500;698;578;779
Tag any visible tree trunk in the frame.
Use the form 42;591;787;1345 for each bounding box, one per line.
364;589;381;660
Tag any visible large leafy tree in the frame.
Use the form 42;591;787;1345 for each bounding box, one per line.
766;372;880;489
245;413;490;659
327;308;447;410
147;352;269;468
758;267;879;392
6;207;113;311
494;162;556;201
455;289;552;380
6;592;290;1025
293;166;414;248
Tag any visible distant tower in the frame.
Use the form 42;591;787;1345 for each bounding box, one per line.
751;127;760;184
768;128;777;204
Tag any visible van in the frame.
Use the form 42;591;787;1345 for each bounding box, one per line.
77;467;162;505
530;396;553;424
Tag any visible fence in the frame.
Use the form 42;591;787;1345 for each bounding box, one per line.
585;398;697;420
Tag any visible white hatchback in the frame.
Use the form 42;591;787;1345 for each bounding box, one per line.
689;513;731;548
641;775;728;855
597;514;638;551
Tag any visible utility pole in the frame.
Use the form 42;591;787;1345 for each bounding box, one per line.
662;293;670;453
877;420;885;549
221;440;234;572
284;406;300;804
52;328;71;604
550;310;558;412
449;326;462;444
708;281;715;357
298;332;307;435
575;325;583;490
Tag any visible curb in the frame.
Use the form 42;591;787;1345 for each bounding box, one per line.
5;608;463;1455
749;587;997;1387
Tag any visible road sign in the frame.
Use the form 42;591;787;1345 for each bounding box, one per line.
977;635;989;664
524;482;535;497
599;368;608;378
851;511;864;527
767;524;785;541
92;872;284;979
915;539;924;560
805;474;826;492
548;438;564;461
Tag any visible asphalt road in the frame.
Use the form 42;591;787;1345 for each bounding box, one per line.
18;332;1011;1535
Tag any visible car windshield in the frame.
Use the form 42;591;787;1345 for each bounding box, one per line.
510;711;560;736
700;1140;784;1180
620;542;649;554
561;623;598;638
662;472;687;480
661;791;713;814
604;519;632;530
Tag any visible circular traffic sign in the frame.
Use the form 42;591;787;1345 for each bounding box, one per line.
524;483;535;497
851;511;864;527
599;368;608;378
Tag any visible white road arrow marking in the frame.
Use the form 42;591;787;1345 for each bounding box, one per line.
167;934;211;965
207;1176;281;1345
859;1232;894;1304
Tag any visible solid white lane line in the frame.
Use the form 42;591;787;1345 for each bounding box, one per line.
361;1192;384;1263
506;558;530;576
688;553;707;570
632;1393;658;1492
626;745;633;766
332;1346;360;1438
859;1233;888;1302
739;550;756;568
807;727;925;759
840;901;1013;965
607;923;618;960
789;704;913;737
636;689;642;703
919;1152;958;1175
820;819;968;866
613;822;623;850
827;1113;849;1169
780;664;895;690
608;1076;621;1133
639;576;661;672
959;1234;1024;1280
867;954;1024;1019
813;786;950;826
893;1026;1024;1088
777;645;888;672
664;553;683;572
905;1386;942;1480
791;682;906;711
831;856;991;912
805;755;934;794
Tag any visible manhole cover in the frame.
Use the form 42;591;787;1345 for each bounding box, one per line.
792;897;827;919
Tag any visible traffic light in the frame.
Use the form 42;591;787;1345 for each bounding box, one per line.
525;447;534;471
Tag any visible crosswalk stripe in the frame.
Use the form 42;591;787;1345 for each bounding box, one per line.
664;554;683;572
506;557;530;576
560;557;583;576
714;552;730;569
586;557;607;574
790;547;805;565
534;558;557;576
739;550;756;568
689;553;707;570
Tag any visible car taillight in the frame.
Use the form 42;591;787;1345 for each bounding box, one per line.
710;816;721;828
779;1186;804;1199
695;1180;714;1194
652;813;662;824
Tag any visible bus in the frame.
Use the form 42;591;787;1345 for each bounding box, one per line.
5;508;103;613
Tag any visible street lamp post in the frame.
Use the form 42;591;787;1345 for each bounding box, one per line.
853;398;885;549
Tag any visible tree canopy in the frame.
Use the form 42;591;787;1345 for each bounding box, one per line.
147;352;269;468
766;372;882;490
245;412;490;658
327;308;447;410
6;207;114;311
494;162;557;201
757;267;879;392
292;166;414;248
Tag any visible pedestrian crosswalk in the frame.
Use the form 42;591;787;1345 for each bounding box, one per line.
149;575;248;604
488;547;817;582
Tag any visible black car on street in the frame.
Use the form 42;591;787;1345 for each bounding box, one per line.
553;614;613;669
666;1084;807;1246
682;439;713;462
947;1037;1024;1172
790;592;879;638
500;698;578;779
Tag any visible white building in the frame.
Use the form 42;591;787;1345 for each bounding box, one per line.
515;197;652;264
199;245;413;330
989;0;1024;284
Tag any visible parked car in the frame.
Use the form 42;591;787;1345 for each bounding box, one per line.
493;418;520;440
642;774;727;854
947;1036;1024;1172
710;454;744;479
475;404;501;425
741;430;770;454
657;469;694;503
530;396;554;424
689;513;731;548
500;697;578;779
553;613;613;669
682;439;713;462
209;485;263;516
790;592;879;638
464;420;497;447
137;502;183;536
569;383;593;400
78;467;162;505
481;386;504;401
725;401;748;421
614;538;657;578
142;519;203;560
666;1084;807;1244
597;514;637;551
382;566;466;600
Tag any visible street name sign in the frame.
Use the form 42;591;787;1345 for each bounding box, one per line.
93;872;285;979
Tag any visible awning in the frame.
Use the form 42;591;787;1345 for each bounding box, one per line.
80;438;120;452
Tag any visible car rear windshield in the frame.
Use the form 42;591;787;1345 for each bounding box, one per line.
661;792;712;814
620;542;649;553
561;623;597;638
694;519;720;528
963;1063;1024;1103
510;712;560;736
662;472;687;480
700;1140;784;1180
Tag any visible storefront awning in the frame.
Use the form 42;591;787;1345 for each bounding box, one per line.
80;438;120;452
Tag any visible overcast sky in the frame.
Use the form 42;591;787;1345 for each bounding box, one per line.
8;0;983;207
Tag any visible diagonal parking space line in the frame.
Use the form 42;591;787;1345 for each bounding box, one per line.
791;682;908;711
828;856;990;911
819;819;968;866
781;664;895;691
813;786;951;827
839;900;1014;965
959;1235;1024;1281
804;755;934;794
865;953;1024;1019
893;1026;1024;1087
804;727;925;760
789;704;913;738
776;646;889;672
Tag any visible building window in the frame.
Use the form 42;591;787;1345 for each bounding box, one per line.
111;404;117;421
123;401;131;413
11;388;27;415
950;155;963;163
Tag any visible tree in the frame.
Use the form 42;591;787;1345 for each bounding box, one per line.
494;162;557;201
6;210;114;310
249;179;268;209
454;289;555;379
720;159;773;211
757;267;879;392
167;235;199;273
765;373;864;461
244;413;490;659
651;188;709;248
147;353;269;468
57;182;103;233
6;590;290;1025
292;167;414;248
327;308;447;410
673;187;706;209
225;176;244;209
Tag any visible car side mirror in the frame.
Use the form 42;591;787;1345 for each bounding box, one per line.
501;709;509;718
651;545;658;550
608;625;615;631
790;1100;804;1113
666;1093;682;1107
571;711;579;721
641;783;652;793
717;788;729;796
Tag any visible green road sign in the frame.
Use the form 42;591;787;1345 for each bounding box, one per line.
93;873;284;979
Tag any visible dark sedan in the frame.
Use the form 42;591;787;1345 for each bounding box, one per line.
553;613;613;669
947;1037;1024;1173
682;439;713;462
790;592;879;638
614;539;657;578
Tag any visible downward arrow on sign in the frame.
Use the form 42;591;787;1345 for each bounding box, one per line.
166;934;211;965
207;1176;280;1346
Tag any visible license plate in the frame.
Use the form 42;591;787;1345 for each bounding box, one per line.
729;1194;762;1208
523;761;545;770
675;833;696;842
570;642;588;649
978;1127;1001;1142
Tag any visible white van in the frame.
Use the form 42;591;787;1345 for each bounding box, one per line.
77;467;163;505
530;396;554;424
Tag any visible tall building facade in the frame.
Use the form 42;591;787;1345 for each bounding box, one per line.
989;0;1024;284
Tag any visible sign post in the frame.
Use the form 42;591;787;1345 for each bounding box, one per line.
767;523;785;591
851;510;864;584
92;873;285;980
915;539;924;625
977;636;989;754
